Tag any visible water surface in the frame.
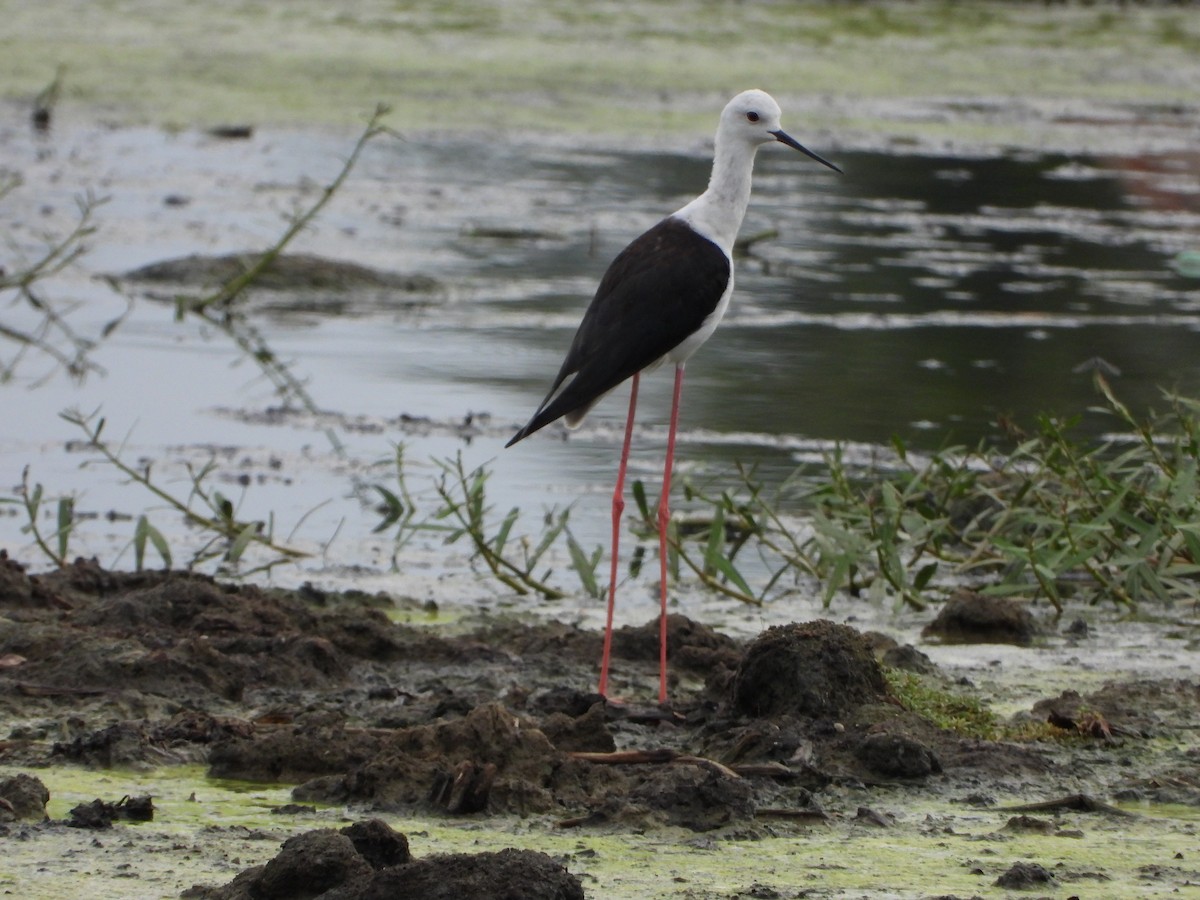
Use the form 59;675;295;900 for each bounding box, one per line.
2;121;1200;575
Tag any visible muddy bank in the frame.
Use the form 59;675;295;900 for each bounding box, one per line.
2;554;1199;896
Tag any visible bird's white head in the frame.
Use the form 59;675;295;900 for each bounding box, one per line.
719;89;842;173
720;89;785;146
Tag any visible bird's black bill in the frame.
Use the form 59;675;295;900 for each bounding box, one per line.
771;129;842;174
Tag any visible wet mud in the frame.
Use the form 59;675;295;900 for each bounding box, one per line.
3;552;1199;896
123;253;442;300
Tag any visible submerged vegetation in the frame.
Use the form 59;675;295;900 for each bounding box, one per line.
4;103;1200;612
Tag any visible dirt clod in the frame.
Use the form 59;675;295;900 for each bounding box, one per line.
258;830;374;898
66;795;154;828
994;860;1056;888
855;732;943;780
337;847;584;900
923;590;1037;646
730;620;888;720
0;551;35;607
0;773;49;822
186;822;583;900
340;818;412;870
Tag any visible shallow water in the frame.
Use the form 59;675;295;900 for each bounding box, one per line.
3;119;1200;579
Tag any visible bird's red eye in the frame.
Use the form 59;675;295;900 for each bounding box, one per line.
746;111;760;123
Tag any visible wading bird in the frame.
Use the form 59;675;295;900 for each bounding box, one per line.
506;90;841;702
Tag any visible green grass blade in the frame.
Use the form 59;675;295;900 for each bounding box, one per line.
226;522;258;564
566;534;600;597
56;495;74;561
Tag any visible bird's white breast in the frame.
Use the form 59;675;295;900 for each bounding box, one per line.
666;265;734;365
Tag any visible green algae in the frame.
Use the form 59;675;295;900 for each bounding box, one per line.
2;0;1199;140
4;762;1199;898
885;668;1002;739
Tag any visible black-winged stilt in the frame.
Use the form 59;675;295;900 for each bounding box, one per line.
506;89;841;702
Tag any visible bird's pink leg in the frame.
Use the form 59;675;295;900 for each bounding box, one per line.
598;372;639;698
655;364;685;704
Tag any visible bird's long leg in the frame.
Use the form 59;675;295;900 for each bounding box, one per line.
598;372;639;698
655;364;685;704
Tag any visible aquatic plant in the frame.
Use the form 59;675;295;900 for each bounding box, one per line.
427;452;605;601
5;102;1199;611
675;373;1200;612
0;185;131;384
3;110;396;574
58;408;308;573
175;103;398;461
417;372;1200;611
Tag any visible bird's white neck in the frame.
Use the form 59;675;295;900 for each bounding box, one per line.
673;135;759;255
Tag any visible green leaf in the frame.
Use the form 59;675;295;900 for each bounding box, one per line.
824;557;851;608
371;484;405;533
492;507;520;555
711;552;753;598
912;561;939;591
631;479;650;522
703;504;726;576
566;534;600;598
629;545;645;579
56;495;74;561
527;509;567;568
134;515;172;571
134;514;149;571
226;522;258;564
147;522;171;569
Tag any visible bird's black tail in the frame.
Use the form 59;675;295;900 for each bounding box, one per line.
505;367;616;448
504;395;573;447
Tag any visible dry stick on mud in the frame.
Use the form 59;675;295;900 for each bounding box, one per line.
569;748;741;780
998;793;1139;818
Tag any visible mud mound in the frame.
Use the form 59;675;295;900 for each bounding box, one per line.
209;711;389;784
730;620;888;720
0;551;38;608
0;773;49;822
619;762;755;830
611;613;742;672
285;704;595;815
855;731;942;779
342;848;584;900
922;590;1037;645
54;711;256;768
185;819;582;900
210;700;758;828
123;252;440;294
1035;679;1200;738
0;557;460;709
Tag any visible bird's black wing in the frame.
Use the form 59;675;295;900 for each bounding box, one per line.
507;217;730;447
